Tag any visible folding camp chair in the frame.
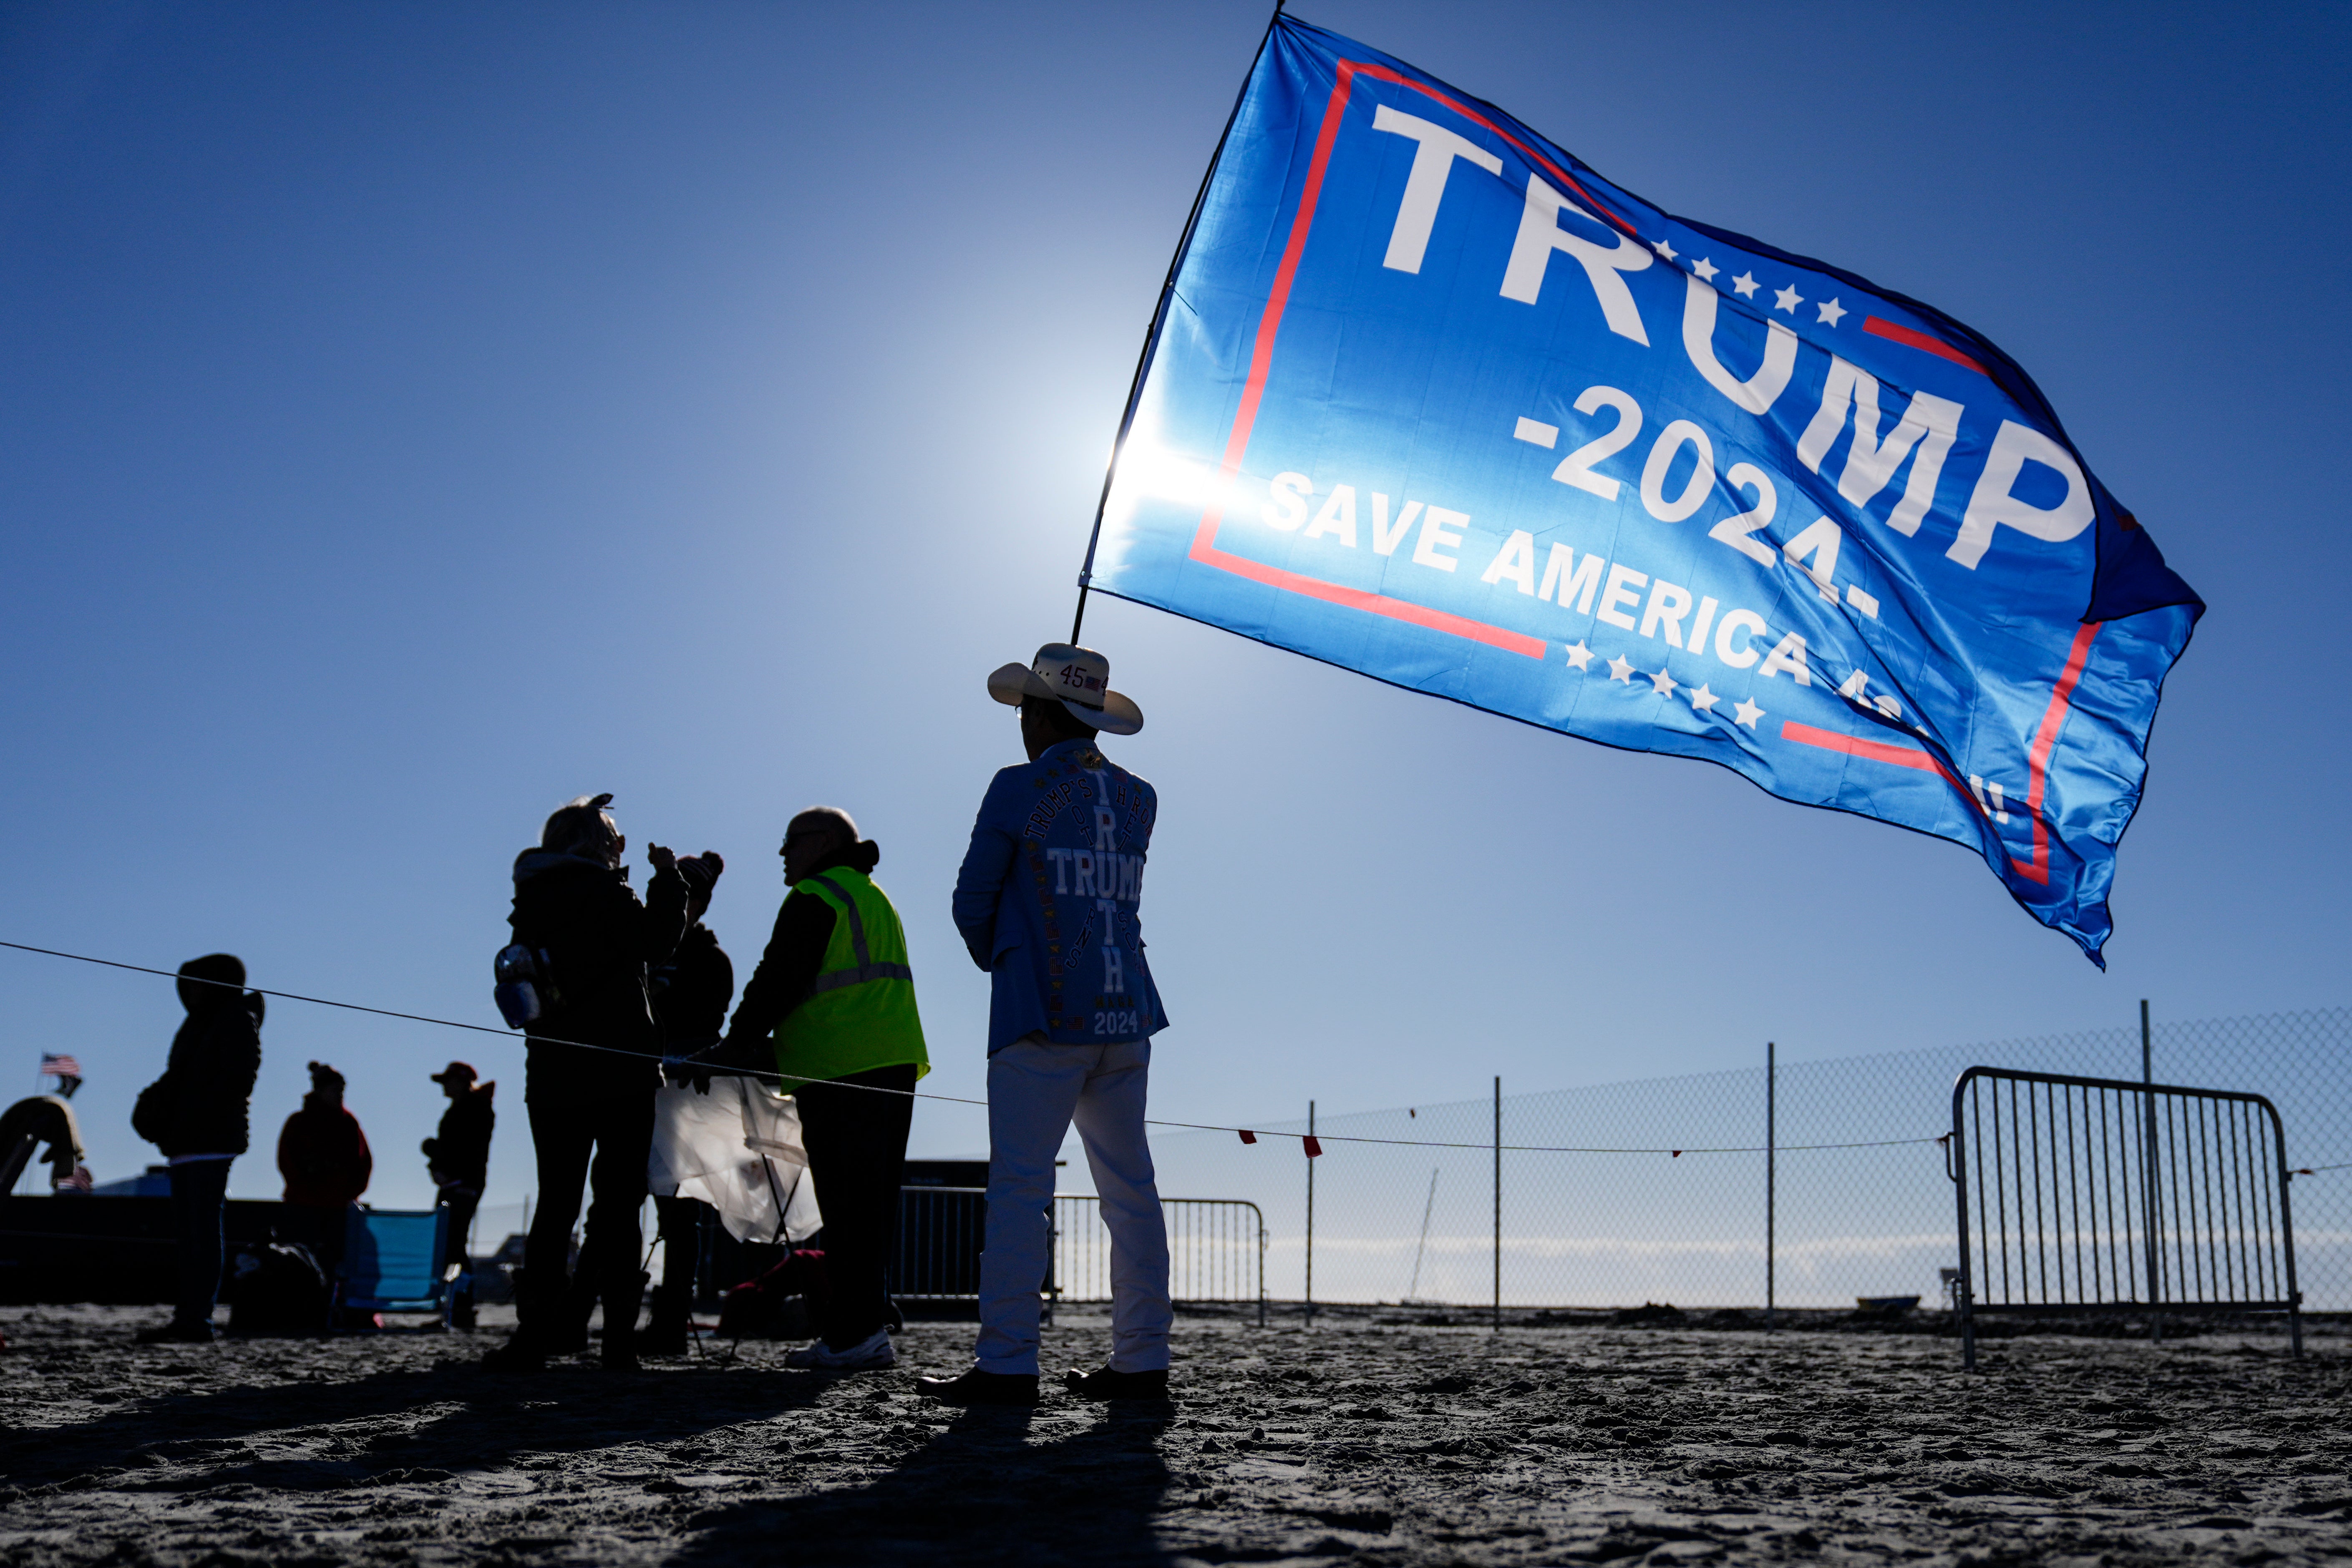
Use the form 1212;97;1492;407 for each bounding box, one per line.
334;1207;453;1329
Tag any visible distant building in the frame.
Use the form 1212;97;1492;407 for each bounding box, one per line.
88;1165;174;1197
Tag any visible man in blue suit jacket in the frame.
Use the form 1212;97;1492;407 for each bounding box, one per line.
922;643;1172;1406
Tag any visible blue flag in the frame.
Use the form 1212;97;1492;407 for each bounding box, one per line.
1090;15;2200;964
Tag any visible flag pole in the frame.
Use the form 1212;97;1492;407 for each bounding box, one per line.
1070;2;1286;644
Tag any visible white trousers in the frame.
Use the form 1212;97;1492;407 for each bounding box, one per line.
975;1035;1171;1375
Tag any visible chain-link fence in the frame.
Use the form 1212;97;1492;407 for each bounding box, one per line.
1134;1007;2350;1311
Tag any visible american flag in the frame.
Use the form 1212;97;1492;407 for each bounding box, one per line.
39;1053;81;1079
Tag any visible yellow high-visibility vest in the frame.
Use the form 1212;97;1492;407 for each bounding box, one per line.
771;868;930;1087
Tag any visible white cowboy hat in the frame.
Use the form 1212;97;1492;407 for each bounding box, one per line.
987;642;1144;735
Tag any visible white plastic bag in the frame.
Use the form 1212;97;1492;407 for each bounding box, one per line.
648;1077;823;1244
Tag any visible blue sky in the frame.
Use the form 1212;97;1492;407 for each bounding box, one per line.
4;1;2346;1210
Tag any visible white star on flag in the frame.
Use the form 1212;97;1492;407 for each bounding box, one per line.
1651;238;1677;260
1732;272;1759;297
1647;667;1677;697
1688;684;1718;713
1816;297;1846;326
1774;284;1802;314
1734;698;1765;729
1562;640;1593;670
1691;257;1717;280
1608;655;1635;683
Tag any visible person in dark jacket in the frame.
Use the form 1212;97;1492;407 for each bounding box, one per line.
483;792;687;1374
275;1061;372;1276
135;953;264;1344
423;1060;495;1311
717;808;927;1372
278;1061;373;1206
643;853;731;1355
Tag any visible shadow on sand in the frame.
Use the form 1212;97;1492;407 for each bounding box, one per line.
668;1402;1174;1568
0;1358;823;1492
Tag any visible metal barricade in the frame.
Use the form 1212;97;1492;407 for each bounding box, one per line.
1053;1195;1267;1328
889;1185;987;1301
886;1188;1267;1329
1948;1067;2302;1368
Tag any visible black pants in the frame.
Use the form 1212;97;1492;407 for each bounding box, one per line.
522;1066;655;1351
168;1157;233;1328
437;1188;480;1279
796;1062;916;1349
650;1194;713;1322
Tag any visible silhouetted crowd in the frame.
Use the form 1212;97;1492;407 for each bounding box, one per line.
120;642;1179;1404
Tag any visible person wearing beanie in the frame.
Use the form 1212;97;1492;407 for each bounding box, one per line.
132;953;265;1344
276;1061;373;1279
483;793;687;1374
714;808;928;1372
642;852;732;1355
423;1060;496;1323
279;1062;373;1207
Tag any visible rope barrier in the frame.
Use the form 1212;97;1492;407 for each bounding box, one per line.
2;937;1942;1158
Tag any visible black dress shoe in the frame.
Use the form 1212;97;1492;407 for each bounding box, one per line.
917;1367;1039;1406
478;1335;545;1374
639;1321;690;1357
134;1318;217;1345
1063;1364;1168;1400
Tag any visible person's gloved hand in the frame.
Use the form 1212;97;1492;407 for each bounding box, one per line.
720;1029;778;1084
646;843;678;874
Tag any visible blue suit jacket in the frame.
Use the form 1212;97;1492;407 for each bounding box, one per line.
952;738;1168;1054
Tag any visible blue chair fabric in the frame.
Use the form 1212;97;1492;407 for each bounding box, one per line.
337;1207;451;1323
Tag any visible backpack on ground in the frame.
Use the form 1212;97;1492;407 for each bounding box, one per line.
225;1241;329;1336
716;1249;826;1340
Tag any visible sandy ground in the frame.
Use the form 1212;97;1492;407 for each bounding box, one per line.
2;1304;2347;1567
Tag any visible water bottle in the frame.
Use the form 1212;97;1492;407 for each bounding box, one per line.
494;944;544;1029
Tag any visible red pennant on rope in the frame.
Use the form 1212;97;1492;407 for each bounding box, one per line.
1238;1129;1257;1145
1302;1135;1323;1158
1671;1150;1682;1158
